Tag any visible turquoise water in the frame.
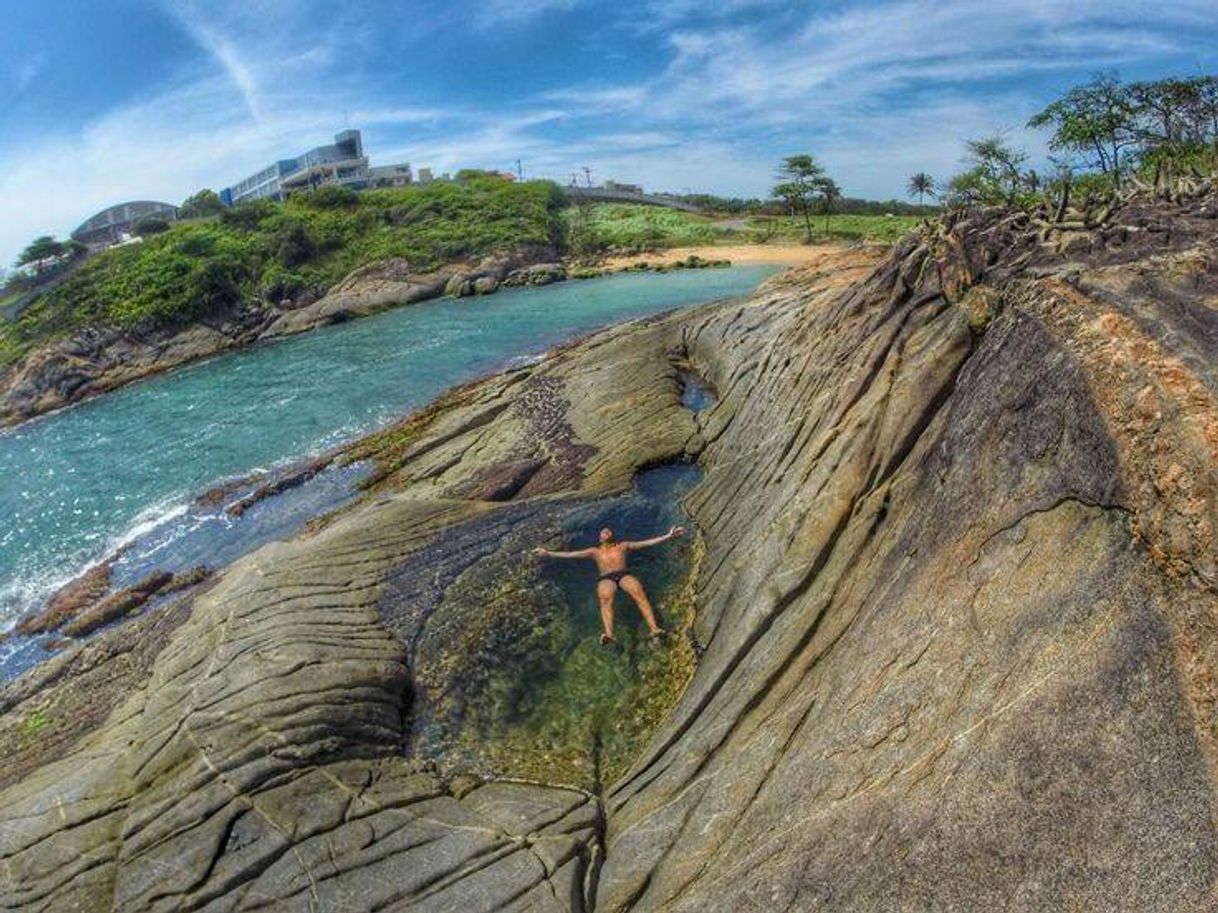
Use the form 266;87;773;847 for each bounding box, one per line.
0;266;774;632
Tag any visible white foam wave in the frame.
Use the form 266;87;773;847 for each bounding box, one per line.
0;495;192;630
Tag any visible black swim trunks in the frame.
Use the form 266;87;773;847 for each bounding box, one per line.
599;570;629;585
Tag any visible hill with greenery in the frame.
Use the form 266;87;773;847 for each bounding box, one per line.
1;177;563;368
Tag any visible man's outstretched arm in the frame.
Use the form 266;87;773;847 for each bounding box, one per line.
534;546;594;559
625;526;685;550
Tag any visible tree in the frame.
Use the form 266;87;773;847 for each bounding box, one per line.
815;177;841;234
1028;73;1138;190
17;235;66;274
133;216;171;237
772;154;826;241
964;134;1029;204
179;189;224;219
906;173;936;212
1130;76;1218;176
943;167;992;208
275;221;317;267
1190;76;1218;156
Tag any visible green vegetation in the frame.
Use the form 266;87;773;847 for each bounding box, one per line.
945;71;1218;209
670;191;931;217
743;213;922;244
178;188;225;219
564;201;917;254
1;177;563;368
907;172;937;212
132;216;171;237
772;153;840;241
20;710;50;746
563;202;718;251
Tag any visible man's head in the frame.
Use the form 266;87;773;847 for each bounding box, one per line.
599;527;614;544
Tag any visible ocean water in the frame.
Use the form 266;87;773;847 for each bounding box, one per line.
0;266;775;633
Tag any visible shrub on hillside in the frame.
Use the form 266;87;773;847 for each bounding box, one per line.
0;179;566;363
133;216;171;237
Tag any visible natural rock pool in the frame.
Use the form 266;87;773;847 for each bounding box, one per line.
395;462;705;791
0;266;775;672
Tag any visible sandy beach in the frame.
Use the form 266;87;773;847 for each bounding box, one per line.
599;242;879;270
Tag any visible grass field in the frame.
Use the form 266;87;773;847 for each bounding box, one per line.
739;213;925;244
564;203;719;249
568;203;923;251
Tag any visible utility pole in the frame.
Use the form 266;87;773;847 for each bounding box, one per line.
570;172;578;187
583;166;593;187
516;159;523;181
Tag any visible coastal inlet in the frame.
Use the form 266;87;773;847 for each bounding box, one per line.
0;266;776;676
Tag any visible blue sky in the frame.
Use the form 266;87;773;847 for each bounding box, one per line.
1;0;1215;266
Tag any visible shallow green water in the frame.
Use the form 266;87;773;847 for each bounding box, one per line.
0;266;774;638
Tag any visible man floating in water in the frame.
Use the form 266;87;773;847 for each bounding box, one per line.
534;525;685;645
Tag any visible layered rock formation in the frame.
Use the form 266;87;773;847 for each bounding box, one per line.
597;196;1218;911
1;195;1216;912
0;246;563;428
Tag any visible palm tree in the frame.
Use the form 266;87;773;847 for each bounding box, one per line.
906;173;936;214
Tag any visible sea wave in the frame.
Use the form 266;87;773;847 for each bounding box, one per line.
0;495;191;631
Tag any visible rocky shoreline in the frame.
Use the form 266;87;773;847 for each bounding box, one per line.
1;194;1216;911
0;245;568;428
0;241;779;429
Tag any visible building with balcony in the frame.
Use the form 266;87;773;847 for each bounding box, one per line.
219;130;413;206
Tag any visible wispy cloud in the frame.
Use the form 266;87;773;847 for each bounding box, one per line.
13;53;48;94
163;3;263;121
1;0;1214;266
475;0;584;26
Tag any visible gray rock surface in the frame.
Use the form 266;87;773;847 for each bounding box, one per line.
2;195;1217;912
595;199;1218;911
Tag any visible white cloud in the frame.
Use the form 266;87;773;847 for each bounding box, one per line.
13;53;48;94
163;3;264;121
475;0;584;26
1;0;1213;265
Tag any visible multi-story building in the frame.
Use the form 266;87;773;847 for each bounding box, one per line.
219;130;413;206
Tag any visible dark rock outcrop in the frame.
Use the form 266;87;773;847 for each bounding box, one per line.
2;195;1216;912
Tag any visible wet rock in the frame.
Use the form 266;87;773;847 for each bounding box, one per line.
15;562;112;635
445;271;474;297
225;456;331;517
60;570;174;637
503;262;567;286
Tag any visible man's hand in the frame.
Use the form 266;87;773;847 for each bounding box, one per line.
532;547;549;557
669;525;686;538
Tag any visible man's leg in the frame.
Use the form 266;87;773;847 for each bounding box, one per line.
597;579;618;643
619;575;663;635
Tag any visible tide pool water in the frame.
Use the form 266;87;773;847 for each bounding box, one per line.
0;266;775;630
